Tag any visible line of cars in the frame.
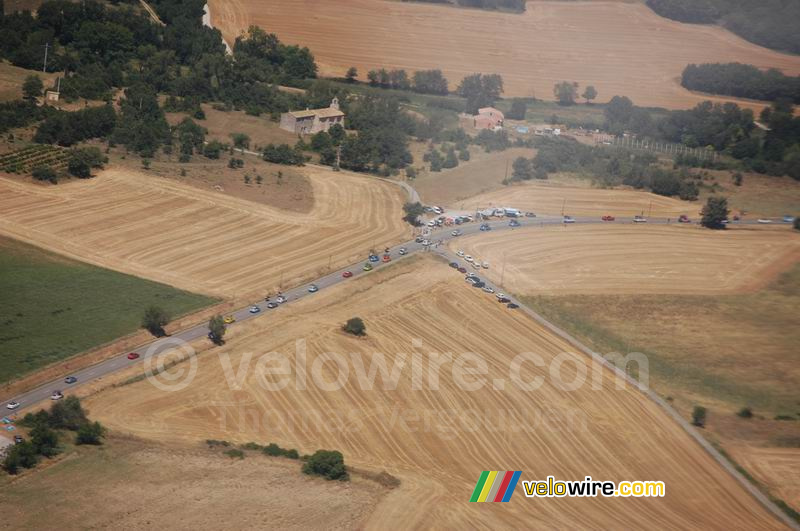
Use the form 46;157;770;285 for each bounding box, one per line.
447;263;519;309
6;375;79;410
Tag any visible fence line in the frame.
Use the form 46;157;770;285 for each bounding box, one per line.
595;134;719;162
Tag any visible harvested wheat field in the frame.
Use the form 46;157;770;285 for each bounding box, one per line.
455;180;701;218
0;436;386;529
452;224;800;296
0;167;410;301
85;256;782;529
208;0;800;111
729;445;800;513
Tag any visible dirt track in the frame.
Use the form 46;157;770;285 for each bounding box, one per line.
208;0;800;111
451;224;800;296
454;180;702;218
0;167;410;302
86;256;783;529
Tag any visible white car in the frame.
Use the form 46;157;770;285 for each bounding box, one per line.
50;391;64;401
432;206;444;215
451;230;461;237
308;284;319;293
465;276;477;284
276;295;287;304
495;292;506;300
563;216;575;223
248;305;260;314
472;262;481;269
633;216;647;223
482;262;489;269
427;220;436;227
482;286;495;294
422;239;430;246
757;218;772;224
465;255;474;263
456;250;465;257
398;248;407;255
6;401;20;410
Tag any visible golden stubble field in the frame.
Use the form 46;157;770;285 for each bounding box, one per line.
0;166;411;302
451;224;800;296
208;0;800;111
85;256;782;529
454;179;702;217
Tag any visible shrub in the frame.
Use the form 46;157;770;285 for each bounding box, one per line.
692;406;707;427
737;407;753;419
262;443;299;459
142;305;170;337
32;165;58;184
75;421;106;445
224;448;245;459
48;396;89;431
2;441;38;474
302;450;349;481
343;317;366;336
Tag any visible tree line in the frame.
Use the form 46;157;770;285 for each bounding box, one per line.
645;0;800;54
402;0;525;13
681;63;800;103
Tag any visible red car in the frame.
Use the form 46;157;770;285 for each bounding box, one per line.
602;215;615;221
678;215;691;223
342;271;353;278
382;254;391;262
127;352;140;360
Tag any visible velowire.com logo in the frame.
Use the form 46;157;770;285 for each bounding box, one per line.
469;471;522;503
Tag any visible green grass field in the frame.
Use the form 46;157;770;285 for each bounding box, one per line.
0;237;217;382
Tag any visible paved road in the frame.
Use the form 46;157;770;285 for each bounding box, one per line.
3;214;778;412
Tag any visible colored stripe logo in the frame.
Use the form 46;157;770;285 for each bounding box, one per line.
470;471;521;502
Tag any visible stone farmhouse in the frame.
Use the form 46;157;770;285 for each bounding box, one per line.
279;98;345;135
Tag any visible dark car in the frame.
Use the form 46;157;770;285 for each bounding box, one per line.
14;435;24;444
415;236;424;243
479;224;491;231
64;376;77;384
497;297;511;303
507;303;519;309
457;267;467;273
449;262;459;268
509;219;520;227
525;212;536;218
368;254;380;262
472;281;486;288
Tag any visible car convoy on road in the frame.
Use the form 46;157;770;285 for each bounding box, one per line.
5;201;796;412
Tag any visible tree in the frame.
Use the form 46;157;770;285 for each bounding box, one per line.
32;165;57;184
2;441;38;474
512;157;534;181
30;423;60;457
507;99;527;120
230;132;250;152
343;317;366;336
412;69;449;95
328;124;345;146
692;406;707;427
554;81;579;106
22;75;43;102
208;314;226;345
345;66;358;83
48;396;89;430
302;449;348;481
367;70;379;87
142;305;170;337
732;172;743;186
582;85;598;104
700;196;729;229
67;157;91;178
457;73;504;114
402;202;424;225
76;421;106;445
443;147;459;169
794;216;800;231
203;140;225;159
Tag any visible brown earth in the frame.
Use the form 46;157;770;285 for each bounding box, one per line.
84;256;783;529
454;178;702;217
208;0;800;111
0;435;387;529
0;165;411;303
451;224;800;296
0;61;58;102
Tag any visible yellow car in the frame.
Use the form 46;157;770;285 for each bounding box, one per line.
363;263;373;271
223;315;235;324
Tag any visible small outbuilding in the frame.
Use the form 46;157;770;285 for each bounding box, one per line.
473;107;504;131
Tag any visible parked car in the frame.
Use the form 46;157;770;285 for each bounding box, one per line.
633;215;647;223
249;305;261;314
415;236;424;243
509;219;521;227
6;401;20;410
427;220;436;227
456;250;465;257
382;254;391;262
783;215;794;223
363;263;373;271
678;215;691;223
465;255;474;262
495;292;506;300
308;284;319;292
14;435;23;444
482;286;495;293
757;218;772;224
342;270;353;278
398;247;407;255
276;295;287;304
266;302;279;309
223;315;235;324
497;297;511;304
127;352;140;360
457;267;467;273
449;262;459;268
525;212;536;218
482;262;489;269
601;215;615;222
369;254;380;262
64;376;77;384
451;229;461;237
472;262;481;269
473;281;486;288
51;390;64;401
479;223;491;231
563;216;575;223
507;303;520;309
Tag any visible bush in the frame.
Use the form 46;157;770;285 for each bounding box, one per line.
224;449;245;459
343;317;366;336
142;305;170;337
737;407;753;419
208;314;226;345
32;165;57;184
302;450;349;481
203;141;225;159
48;396;89;431
262;143;305;165
2;441;38;474
692;406;707;427
262;443;300;459
75;421;106;445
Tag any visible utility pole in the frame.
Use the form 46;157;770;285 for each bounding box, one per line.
648;200;653;218
42;42;49;72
